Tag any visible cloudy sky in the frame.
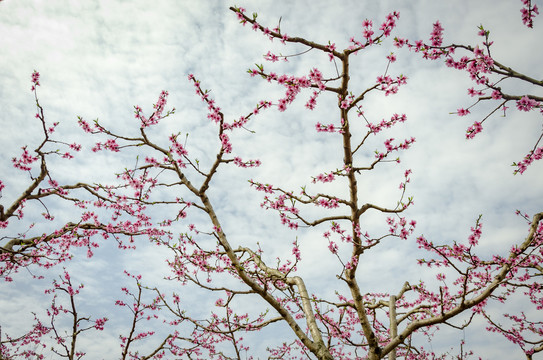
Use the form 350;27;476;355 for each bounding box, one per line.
1;0;542;358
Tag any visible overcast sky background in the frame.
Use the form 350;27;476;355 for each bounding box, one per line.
1;0;542;359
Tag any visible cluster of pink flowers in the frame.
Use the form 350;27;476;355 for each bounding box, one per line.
233;157;261;168
375;136;415;160
376;74;407;96
393;37;407;48
339;94;353;109
219;133;232;153
465;121;483;139
305;69;327;110
326;42;336;61
77;116;97;133
386;216;416;240
316;197;340;209
12;146;38;171
468;219;483;246
516;95;540;111
279;211;300;231
291;240;301;261
249;179;274;193
521;0;540;27
169;134;188;157
362;19;374;40
151;90;170;122
252;65;329;115
94;317;108;331
514;146;543;174
315;122;340;133
457;107;470;116
386;52;397;62
366;113;407;135
399;168;413;190
134;91;171;128
263;51;284;62
258;192;300;230
188;74;222;124
312;171;335;183
92;138;120;152
31;70;40;90
305;90;319;110
380;12;400;37
232;6;288;43
429;20;444;47
467;87;484;97
323;221;361;249
327;240;339;254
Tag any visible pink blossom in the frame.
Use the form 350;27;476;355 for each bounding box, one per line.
521;0;540;27
465;121;483;139
362;19;372;28
386;53;397;62
491;90;502;100
94;317;108;331
516;95;540;111
430;21;444;47
394;37;407;47
30;70;40;90
457;108;470;116
363;28;374;39
328;241;338;254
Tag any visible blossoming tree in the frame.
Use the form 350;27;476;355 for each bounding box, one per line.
1;3;542;360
